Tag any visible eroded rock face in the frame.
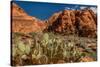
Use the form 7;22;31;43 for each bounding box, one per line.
76;9;97;37
12;3;97;37
48;10;76;34
12;3;46;33
48;9;97;37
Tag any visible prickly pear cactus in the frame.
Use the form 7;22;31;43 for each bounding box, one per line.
12;32;97;65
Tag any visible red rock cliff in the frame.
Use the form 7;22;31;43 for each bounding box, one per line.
12;3;46;33
47;9;97;37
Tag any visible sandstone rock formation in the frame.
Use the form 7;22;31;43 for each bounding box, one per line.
48;10;76;34
47;9;97;37
75;9;97;37
12;3;46;33
12;3;97;37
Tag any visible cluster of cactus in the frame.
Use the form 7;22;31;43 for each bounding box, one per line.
12;32;96;66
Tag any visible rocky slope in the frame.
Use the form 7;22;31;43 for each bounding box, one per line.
12;3;46;33
48;9;97;37
12;3;97;37
48;10;76;34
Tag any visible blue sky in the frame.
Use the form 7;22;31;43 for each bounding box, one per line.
12;1;97;20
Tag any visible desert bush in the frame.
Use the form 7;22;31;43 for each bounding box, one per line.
11;32;97;66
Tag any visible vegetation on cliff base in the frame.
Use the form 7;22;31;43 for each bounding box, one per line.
11;32;97;66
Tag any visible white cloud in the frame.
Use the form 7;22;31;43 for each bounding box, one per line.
64;7;71;10
64;6;76;10
80;6;97;14
90;7;97;14
80;6;87;9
